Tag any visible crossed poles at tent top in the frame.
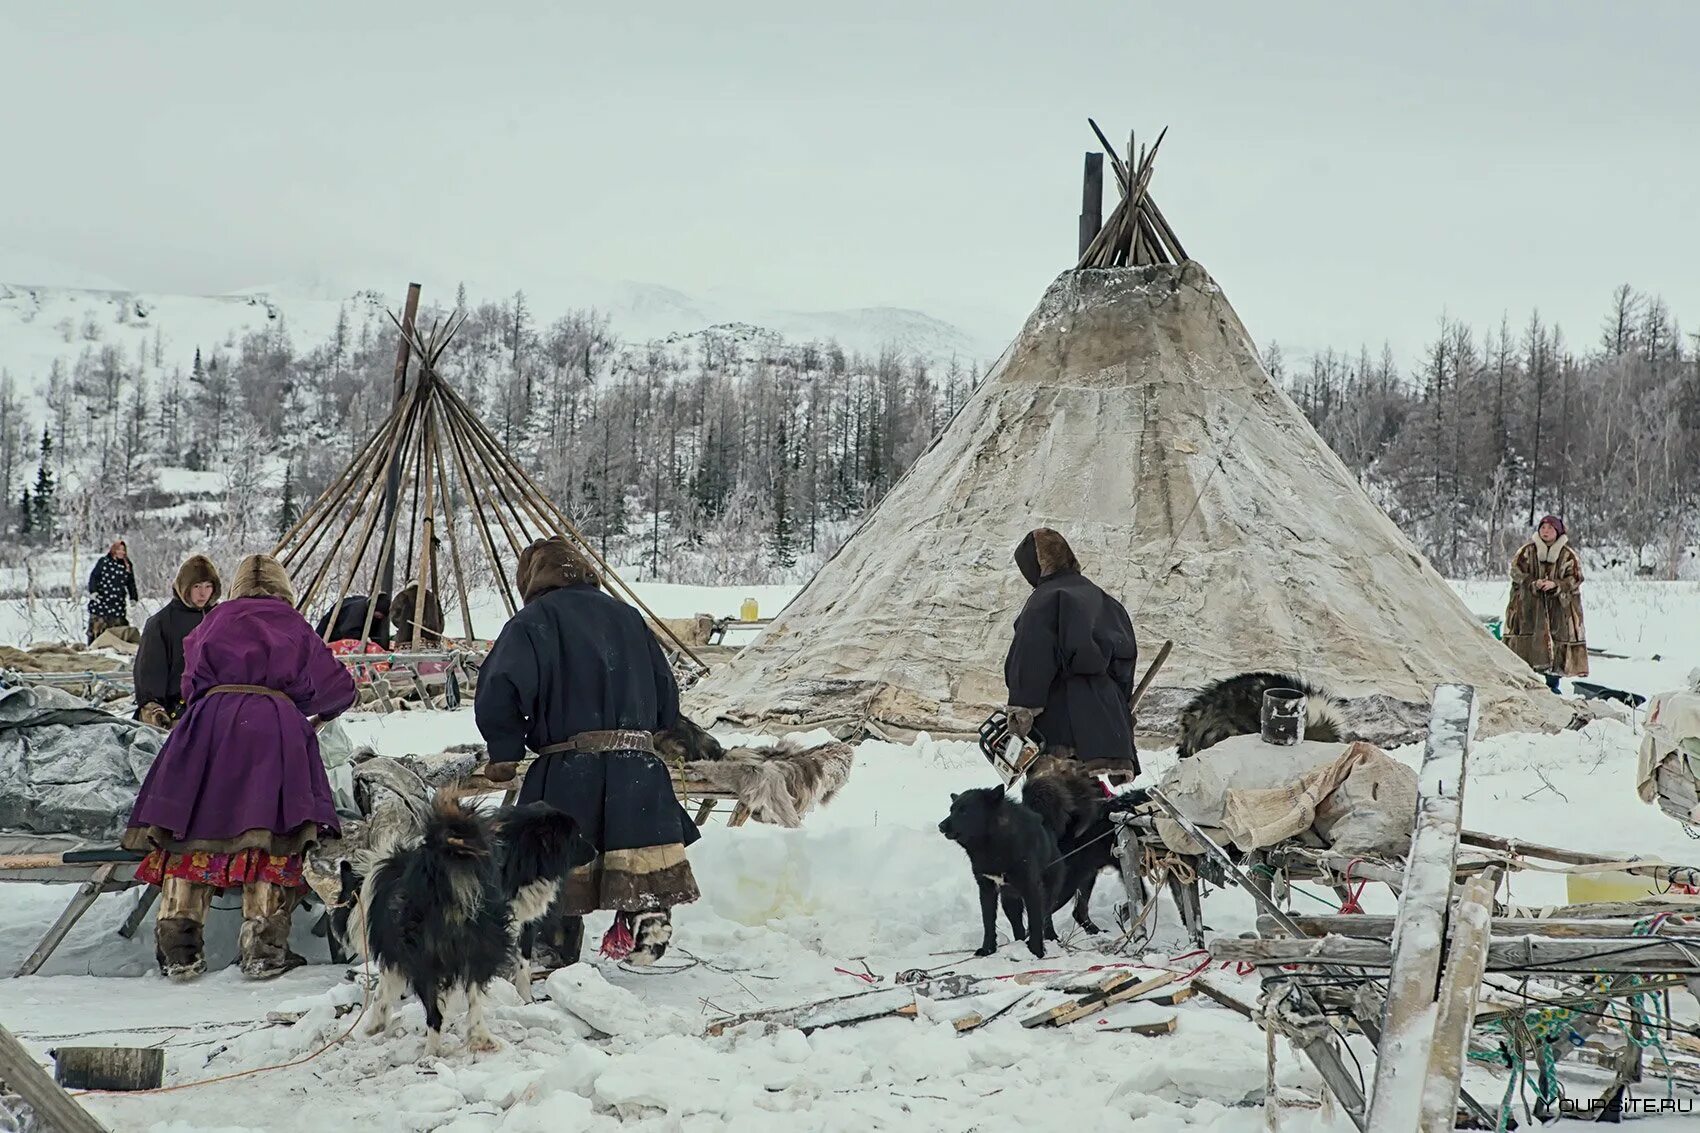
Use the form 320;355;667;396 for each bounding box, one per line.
271;305;708;673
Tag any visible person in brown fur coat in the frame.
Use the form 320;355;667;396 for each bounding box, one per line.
1503;514;1588;693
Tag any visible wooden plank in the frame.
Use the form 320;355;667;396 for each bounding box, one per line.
1192;976;1257;1019
0;854;73;870
14;863;119;978
1365;684;1476;1133
116;886;158;940
950;989;1031;1033
1053;972;1180;1026
1418;871;1498;1132
1210;933;1700;974
0;1021;109;1133
1021;971;1135;1028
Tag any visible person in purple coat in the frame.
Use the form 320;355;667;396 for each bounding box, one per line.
123;553;358;981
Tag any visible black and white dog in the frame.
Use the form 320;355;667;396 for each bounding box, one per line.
1175;671;1352;758
359;793;595;1055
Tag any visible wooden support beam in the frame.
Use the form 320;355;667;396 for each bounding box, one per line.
381;282;422;597
1210;933;1700;974
1419;870;1498;1132
0;1022;109;1133
1267;912;1700;941
1078;152;1103;259
14;863;119;978
1364;684;1476;1133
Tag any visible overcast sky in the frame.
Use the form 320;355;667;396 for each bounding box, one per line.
2;1;1696;363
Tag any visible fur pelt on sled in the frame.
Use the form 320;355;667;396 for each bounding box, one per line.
685;739;854;828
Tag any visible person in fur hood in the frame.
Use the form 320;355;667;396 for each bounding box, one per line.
1003;528;1140;774
476;535;700;968
133;554;222;728
1504;514;1588;692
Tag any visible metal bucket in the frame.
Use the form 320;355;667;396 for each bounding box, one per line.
1260;688;1307;745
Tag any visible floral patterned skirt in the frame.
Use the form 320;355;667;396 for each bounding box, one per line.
138;848;307;891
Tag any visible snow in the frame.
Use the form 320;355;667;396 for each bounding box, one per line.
6;581;1700;1129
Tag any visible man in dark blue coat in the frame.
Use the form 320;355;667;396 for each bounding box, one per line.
476;536;699;968
1003;528;1139;774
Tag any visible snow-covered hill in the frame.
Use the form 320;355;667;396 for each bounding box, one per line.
0;273;996;409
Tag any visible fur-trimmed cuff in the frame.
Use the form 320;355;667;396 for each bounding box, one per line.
560;843;699;914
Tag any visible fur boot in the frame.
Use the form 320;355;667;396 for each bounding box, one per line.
238;881;306;980
155;877;212;981
625;910;673;967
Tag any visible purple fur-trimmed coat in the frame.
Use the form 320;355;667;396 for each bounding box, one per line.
122;597;358;857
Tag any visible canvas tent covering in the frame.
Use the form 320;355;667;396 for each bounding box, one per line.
687;263;1573;747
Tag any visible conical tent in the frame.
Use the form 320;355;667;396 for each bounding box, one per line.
686;262;1572;746
273;291;707;672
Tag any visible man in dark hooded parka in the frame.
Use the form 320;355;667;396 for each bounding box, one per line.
1003;528;1140;773
476;536;700;968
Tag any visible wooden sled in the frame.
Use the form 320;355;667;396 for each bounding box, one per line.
0;844;146;977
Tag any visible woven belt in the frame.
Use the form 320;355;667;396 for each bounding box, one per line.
538;730;655;756
204;684;293;702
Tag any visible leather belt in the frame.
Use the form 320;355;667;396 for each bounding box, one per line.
538;729;655;756
205;684;293;702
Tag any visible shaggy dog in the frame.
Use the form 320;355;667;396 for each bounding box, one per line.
361;791;511;1057
1176;672;1351;759
938;786;1065;959
358;794;595;1054
685;739;854;828
1021;762;1118;935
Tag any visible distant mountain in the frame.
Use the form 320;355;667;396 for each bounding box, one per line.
0;270;999;406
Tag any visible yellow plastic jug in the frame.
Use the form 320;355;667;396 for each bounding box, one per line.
740;597;759;622
1564;870;1659;905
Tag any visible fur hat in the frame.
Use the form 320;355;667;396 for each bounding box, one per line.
228;554;295;603
1538;514;1566;538
173;554;222;607
1013;528;1081;587
515;537;600;605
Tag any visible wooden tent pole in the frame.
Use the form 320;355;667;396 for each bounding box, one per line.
430;402;479;638
296;405;416;623
318;389;426;640
412;405;440;646
442;408;528;555
279;416;394;573
380;283;421;599
439;402;519;615
354;390;429;650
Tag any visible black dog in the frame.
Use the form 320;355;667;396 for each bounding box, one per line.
1022;768;1117;935
938;787;1065;959
362;791;513;1057
491;802;598;1000
1176;671;1351;758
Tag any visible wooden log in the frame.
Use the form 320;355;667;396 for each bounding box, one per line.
53;1046;164;1092
1365;684;1476;1133
1418;870;1498;1132
1078;151;1104;259
1210;933;1700;974
1192;976;1257;1019
0;1022;108;1133
1267;913;1700;941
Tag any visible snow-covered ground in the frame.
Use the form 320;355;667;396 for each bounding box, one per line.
2;580;1699;1130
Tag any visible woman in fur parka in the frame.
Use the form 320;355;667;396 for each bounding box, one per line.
1503;514;1588;692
